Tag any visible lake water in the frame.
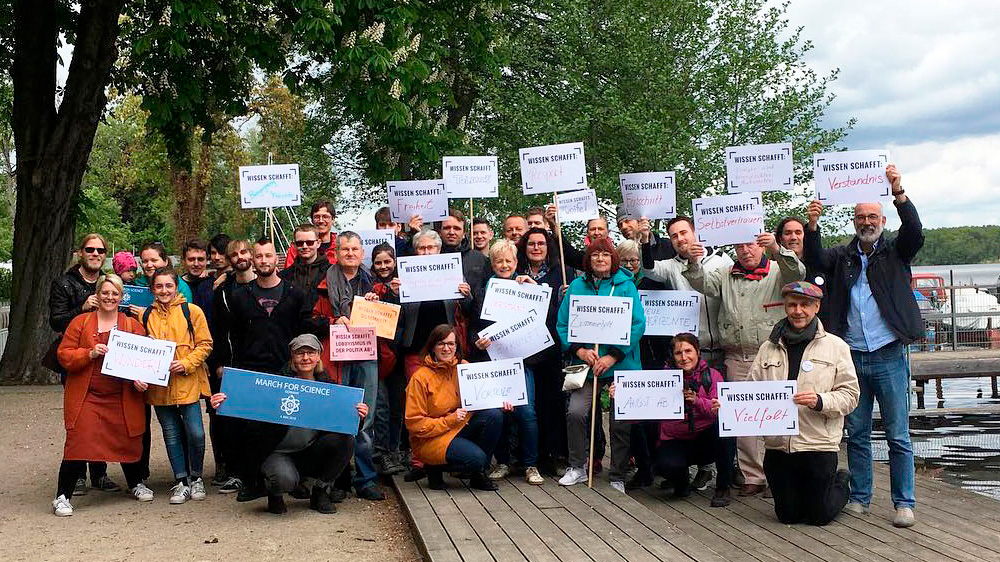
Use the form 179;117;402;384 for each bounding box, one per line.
913;263;1000;286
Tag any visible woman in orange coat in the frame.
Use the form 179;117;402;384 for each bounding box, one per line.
53;274;150;517
404;324;508;491
135;267;213;505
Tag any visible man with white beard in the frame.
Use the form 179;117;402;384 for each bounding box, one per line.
803;164;922;529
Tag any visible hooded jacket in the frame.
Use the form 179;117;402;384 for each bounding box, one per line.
748;319;860;453
280;254;331;311
142;294;213;406
404;355;470;465
214;279;312;373
556;268;646;381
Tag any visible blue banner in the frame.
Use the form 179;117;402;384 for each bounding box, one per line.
120;284;154;309
217;367;364;435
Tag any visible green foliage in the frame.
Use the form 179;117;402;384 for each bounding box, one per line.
823;225;1000;266
0;266;11;302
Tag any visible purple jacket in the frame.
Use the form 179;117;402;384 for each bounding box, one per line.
658;359;723;441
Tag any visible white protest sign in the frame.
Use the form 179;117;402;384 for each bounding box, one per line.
718;380;799;437
619;172;677;219
639;290;701;336
518;141;587;194
813;149;892;205
567;295;633;345
387;179;449;222
442;156;499;198
101;329;177;387
555;189;600;222
457;358;529;411
613;370;685;421
480;278;552;323
725;143;794;193
478;316;555;361
396;253;465;303
692;192;765;247
355;229;395;268
239;164;302;209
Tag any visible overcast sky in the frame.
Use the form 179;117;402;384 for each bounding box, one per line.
784;0;1000;229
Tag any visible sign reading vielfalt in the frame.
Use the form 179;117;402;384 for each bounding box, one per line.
239;164;302;208
518;142;587;194
717;380;799;437
813;149;891;205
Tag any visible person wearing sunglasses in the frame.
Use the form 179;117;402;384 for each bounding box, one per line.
284;200;339;268
46;233;122;496
279;224;332;317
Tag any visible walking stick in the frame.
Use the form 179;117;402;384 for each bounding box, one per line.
552;194;569;287
587;342;600;488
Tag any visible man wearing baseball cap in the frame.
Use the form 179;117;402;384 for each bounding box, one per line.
743;281;860;525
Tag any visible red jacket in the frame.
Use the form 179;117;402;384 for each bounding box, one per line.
284;234;338;269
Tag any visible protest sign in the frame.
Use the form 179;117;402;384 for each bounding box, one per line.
355;229;395;268
613;370;684;421
717;380;799;437
813;149;892;205
442;156;499;198
480;278;552;323
387;179;449;222
567;295;634;345
239;164;302;208
457;358;528;411
725;143;794;193
329;325;377;361
618;172;677;219
692;192;765;247
397;254;465;303
101;329;176;387
518;141;587;195
478;316;555;361
349;296;400;340
639;290;701;336
555;189;600;222
218;368;364;435
120;284;153;310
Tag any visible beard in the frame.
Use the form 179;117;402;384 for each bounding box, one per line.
856;223;883;244
255;263;277;277
233;258;252;272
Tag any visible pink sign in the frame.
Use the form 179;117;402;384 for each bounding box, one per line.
329;325;377;361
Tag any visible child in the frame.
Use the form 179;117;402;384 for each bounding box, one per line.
112;251;138;284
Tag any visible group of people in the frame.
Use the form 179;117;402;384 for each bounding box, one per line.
47;164;922;529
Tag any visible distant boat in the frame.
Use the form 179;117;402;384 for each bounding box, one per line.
940;287;1000;330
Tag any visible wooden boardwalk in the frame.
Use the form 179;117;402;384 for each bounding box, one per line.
392;462;1000;562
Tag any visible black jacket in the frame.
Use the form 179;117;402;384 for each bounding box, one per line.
803;198;925;345
49;267;97;334
214;279;314;373
279;256;331;312
442;237;491;292
647;231;677;262
634;274;673;370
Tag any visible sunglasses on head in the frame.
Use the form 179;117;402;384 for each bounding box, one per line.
83;247;107;254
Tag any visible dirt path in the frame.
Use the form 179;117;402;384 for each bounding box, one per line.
0;386;421;562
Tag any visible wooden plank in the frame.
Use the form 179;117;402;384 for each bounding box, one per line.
424;485;496;561
494;478;594;561
450;488;528;562
474;488;561;562
391;476;462;562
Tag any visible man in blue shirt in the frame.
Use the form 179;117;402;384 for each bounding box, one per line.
803;164;924;528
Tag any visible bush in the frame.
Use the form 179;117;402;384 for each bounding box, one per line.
0;267;11;303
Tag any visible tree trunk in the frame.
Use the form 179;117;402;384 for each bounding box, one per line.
171;137;214;248
0;0;124;384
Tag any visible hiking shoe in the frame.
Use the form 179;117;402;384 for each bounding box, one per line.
356;485;385;501
169;482;191;505
73;478;88;496
403;467;426;482
610;480;626;494
218;477;242;494
710;488;732;508
310;486;337;514
189;478;207;500
488;464;510;480
93;474;122;492
844;501;870;515
893;507;915;528
267;494;288;515
379;455;405;477
52;494;74;517
525;467;544;485
691;468;713;491
131;483;154;502
330;488;348;503
558;467;587;487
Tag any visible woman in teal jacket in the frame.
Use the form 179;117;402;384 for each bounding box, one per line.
556;237;645;491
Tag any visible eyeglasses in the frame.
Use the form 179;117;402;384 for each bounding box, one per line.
294;240;318;247
312;213;333;221
592;252;612;259
83;247;107;255
527;241;547;248
621;258;640;265
293;349;320;356
435;341;457;348
854;214;881;223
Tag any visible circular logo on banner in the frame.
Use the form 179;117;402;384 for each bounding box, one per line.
280;394;301;416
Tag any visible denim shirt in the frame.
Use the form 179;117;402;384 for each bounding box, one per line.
845;241;897;352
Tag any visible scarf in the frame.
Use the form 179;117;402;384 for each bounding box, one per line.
521;261;550;282
731;255;770;281
768;316;819;346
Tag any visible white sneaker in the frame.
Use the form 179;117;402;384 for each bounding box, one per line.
487;464;510;480
525;466;545;485
610;480;626;494
893;507;915;528
558;467;587;486
52;494;73;517
169;482;191;504
843;501;870;515
132;482;154;502
189;478;207;501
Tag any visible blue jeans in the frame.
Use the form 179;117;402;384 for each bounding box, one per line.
374;367;405;455
493;367;539;467
845;340;916;509
154;402;205;482
445;408;503;473
342;360;378;490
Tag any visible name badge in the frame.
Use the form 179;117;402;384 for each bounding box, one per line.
801;360;814;372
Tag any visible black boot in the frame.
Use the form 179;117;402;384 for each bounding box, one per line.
426;466;446;490
267;494;287;514
310;485;337;514
403;466;426;482
469;471;498;492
